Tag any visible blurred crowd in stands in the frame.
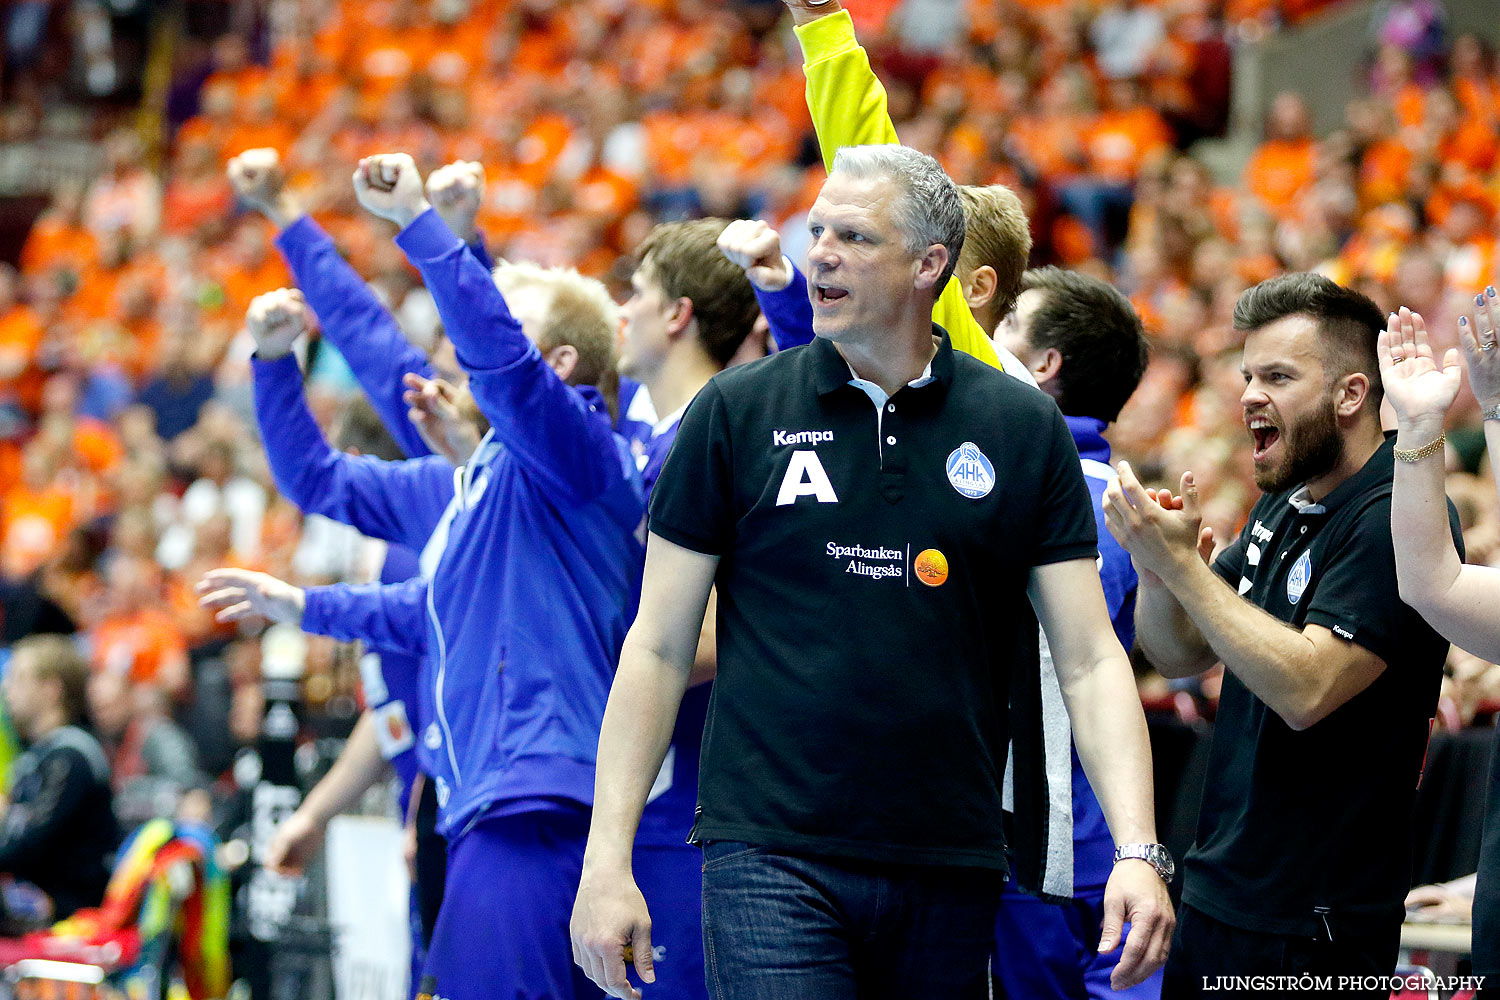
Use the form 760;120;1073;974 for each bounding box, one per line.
0;0;1496;846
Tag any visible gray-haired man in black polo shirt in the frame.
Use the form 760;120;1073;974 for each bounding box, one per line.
572;145;1173;1000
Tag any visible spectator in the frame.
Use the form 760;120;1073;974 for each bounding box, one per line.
1244;92;1316;220
0;635;119;924
89;555;190;701
156;437;266;571
136;327;216;440
87;669;206;824
1091;0;1166;81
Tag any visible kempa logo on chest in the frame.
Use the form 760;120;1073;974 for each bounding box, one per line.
773;429;834;447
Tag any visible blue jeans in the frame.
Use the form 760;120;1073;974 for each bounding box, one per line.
700;841;1003;1000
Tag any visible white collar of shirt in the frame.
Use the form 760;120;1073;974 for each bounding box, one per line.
845;358;935;437
845;358;936;407
1286;485;1326;515
650;402;690;440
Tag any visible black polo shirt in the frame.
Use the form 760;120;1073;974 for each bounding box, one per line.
1474;733;1500;977
648;330;1097;870
1185;435;1461;936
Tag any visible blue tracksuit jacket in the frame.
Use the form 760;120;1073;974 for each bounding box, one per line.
300;209;644;838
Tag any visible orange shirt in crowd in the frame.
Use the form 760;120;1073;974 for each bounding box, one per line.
1444;235;1498;293
1;483;75;578
1085;108;1173;185
1455;76;1500;127
1244;138;1316;218
1392;82;1428;133
163;175;233;234
1438;117;1498;174
72;418;124;477
20;216;99;279
0;307;45;373
1012;113;1089;181
90;608;190;691
1358;138;1415;207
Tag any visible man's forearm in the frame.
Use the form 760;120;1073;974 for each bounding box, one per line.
298;712;389;825
582;638;692;872
1135;576;1215;678
260;192;303;232
1061;650;1158;846
1165;557;1325;718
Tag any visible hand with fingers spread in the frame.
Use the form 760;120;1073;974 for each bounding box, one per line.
195;568;305;626
1102;462;1205;585
1378;306;1461;440
228;148;299;228
1459;285;1500;410
716;219;794;292
246;288;311;361
571;868;655;1000
1099;858;1175;989
352;154;431;229
402;372;482;465
425;160;486;243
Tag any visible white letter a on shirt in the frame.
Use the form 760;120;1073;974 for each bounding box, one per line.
776;450;839;506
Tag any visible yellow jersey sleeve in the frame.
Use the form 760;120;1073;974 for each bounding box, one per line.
794;10;1005;374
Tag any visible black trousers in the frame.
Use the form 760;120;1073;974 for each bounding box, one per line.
1162;903;1400;999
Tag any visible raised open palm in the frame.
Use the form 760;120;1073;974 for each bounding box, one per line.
1377;306;1461;430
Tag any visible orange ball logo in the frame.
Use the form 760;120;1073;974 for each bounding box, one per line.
914;548;948;587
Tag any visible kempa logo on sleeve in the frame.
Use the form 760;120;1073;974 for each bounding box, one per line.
773;429;835;446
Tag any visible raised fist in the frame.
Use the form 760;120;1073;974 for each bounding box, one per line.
228;148;286;210
227;148;299;227
426;160;486;242
245;288;309;361
353;153;430;229
717;219;793;292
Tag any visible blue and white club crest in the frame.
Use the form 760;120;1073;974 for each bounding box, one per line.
1286;549;1312;605
946;442;996;499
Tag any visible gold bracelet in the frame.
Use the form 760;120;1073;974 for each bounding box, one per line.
1393;433;1445;463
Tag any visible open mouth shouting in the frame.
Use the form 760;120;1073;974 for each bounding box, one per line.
813;284;848;305
1247;413;1280;462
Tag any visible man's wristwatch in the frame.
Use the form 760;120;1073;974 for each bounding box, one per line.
1114;843;1175;883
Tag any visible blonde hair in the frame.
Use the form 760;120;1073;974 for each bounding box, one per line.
957;184;1032;320
14;635;89;724
492;261;619;389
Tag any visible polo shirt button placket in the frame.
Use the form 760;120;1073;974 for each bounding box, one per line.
880;398;905;503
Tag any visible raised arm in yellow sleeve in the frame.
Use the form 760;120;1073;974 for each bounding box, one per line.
792;7;1011;375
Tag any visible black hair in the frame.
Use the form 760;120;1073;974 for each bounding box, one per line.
1020;266;1149;423
1232;273;1385;404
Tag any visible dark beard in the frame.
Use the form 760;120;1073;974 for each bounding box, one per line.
1254;401;1344;494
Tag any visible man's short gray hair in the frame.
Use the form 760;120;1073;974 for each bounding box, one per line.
830;144;966;287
